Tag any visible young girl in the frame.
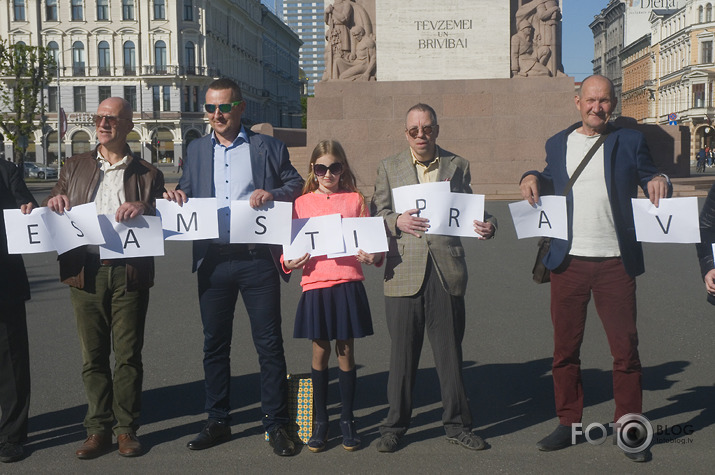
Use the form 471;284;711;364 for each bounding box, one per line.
283;140;383;452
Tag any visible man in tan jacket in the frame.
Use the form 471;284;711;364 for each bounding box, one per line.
371;103;495;453
45;97;164;459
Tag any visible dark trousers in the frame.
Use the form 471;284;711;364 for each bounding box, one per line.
550;256;642;425
197;247;288;431
0;300;30;444
380;259;472;438
70;262;149;436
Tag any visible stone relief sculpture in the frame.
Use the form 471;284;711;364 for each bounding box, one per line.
511;0;564;77
323;0;376;81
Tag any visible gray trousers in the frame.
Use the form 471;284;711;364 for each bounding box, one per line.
380;258;472;438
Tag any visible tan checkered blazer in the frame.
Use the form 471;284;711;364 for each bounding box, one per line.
370;148;495;297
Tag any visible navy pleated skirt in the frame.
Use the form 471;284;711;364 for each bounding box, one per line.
293;281;374;340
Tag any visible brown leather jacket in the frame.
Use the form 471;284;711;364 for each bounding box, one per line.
43;146;165;291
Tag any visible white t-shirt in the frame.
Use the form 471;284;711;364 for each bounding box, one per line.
566;130;620;258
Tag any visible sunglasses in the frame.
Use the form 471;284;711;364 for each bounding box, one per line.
313;162;343;176
406;125;437;138
204;101;242;114
93;115;130;127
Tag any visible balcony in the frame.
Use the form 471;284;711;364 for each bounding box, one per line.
124;66;137;76
98;66;111;76
143;65;178;75
73;63;85;76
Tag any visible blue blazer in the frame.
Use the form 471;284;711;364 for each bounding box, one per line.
178;130;304;275
524;122;672;277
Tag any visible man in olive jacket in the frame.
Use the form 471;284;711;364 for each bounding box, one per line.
45;98;164;459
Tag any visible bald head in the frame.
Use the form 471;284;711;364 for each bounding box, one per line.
578;75;615;101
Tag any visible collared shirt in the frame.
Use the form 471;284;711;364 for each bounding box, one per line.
94;151;128;215
411;146;441;183
212;126;254;243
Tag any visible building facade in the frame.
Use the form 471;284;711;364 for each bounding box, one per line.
282;0;324;96
0;0;302;166
591;0;626;117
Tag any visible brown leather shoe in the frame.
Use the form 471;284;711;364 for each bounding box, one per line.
75;433;112;459
117;433;143;457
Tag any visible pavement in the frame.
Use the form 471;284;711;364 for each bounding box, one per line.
3;196;714;474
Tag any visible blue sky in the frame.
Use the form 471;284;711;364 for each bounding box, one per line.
561;0;611;81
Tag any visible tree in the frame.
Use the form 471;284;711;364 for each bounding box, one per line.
0;39;56;165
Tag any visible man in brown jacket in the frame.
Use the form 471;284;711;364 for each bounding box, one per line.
45;97;164;459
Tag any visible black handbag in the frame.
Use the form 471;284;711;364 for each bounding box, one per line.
531;132;609;284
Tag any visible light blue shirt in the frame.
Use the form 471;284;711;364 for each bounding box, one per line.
212;127;253;243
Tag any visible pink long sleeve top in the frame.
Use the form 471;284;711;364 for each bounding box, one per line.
283;191;369;291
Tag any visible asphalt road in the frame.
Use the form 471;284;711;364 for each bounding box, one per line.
3;198;715;474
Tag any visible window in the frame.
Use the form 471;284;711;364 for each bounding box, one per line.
98;41;110;75
72;41;85;76
185;41;195;74
163;85;171;111
183;86;190;111
48;86;57;112
124;86;137;111
14;0;26;21
193;86;199;112
71;0;83;21
123;41;136;75
700;6;705;23
99;85;112;103
47;41;59;69
97;0;109;20
694;84;706;108
155;40;167;73
154;0;165;20
153;86;161;111
73;86;86;112
122;0;134;20
184;0;193;21
709;4;713;23
46;0;57;21
703;41;713;64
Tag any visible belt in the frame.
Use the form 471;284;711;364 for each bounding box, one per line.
208;243;268;260
569;255;619;263
86;253;126;266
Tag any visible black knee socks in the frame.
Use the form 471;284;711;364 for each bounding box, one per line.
311;368;329;423
338;368;356;422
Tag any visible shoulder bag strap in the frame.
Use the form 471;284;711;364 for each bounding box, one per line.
563;132;609;196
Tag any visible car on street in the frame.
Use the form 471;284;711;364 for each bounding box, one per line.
23;161;58;179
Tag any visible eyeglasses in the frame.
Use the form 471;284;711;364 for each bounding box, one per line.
93;115;130;127
204;101;242;114
313;162;343;176
406;124;438;138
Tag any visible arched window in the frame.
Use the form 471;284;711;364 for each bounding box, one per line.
155;40;167;74
72;41;85;76
98;41;110;75
708;4;713;23
185;41;195;74
47;41;59;68
123;41;136;75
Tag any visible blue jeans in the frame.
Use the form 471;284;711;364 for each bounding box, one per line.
197;247;288;431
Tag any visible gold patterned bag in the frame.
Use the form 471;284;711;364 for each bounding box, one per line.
265;373;313;444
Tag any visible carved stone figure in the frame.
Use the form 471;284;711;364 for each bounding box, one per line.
511;20;551;77
512;0;563;77
323;0;376;81
336;26;376;81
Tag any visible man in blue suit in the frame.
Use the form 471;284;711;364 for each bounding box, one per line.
164;78;303;456
519;75;671;462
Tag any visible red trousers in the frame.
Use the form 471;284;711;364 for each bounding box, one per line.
550;256;642;425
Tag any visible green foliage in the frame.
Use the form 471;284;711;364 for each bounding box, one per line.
0;38;56;163
300;95;310;129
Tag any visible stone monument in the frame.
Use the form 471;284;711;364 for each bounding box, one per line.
306;0;685;197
